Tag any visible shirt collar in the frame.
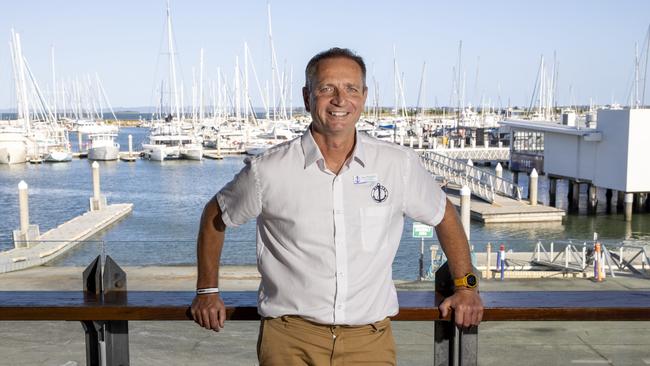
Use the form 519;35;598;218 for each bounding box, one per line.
301;125;367;169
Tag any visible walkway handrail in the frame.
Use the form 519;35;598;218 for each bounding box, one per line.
421;150;522;202
417;146;510;162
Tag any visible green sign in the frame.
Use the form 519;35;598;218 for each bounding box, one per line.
412;223;433;238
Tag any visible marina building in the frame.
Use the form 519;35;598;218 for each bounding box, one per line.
500;108;650;219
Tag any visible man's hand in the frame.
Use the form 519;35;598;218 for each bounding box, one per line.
191;293;226;331
439;289;483;328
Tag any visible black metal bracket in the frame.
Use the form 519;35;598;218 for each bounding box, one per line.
82;255;130;366
433;262;479;366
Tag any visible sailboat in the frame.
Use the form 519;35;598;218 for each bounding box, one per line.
143;1;203;162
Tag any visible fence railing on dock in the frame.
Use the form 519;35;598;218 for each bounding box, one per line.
1;257;649;366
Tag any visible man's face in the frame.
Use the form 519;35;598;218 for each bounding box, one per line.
303;57;368;137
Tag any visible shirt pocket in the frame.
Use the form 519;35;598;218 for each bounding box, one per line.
360;205;393;252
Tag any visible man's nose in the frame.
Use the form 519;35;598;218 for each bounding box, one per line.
331;89;347;106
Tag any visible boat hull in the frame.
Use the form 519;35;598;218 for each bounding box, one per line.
0;145;27;164
180;145;203;160
44;151;72;163
88;145;119;161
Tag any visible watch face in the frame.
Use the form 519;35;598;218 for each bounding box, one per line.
466;274;477;287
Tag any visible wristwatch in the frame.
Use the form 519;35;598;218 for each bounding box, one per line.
453;272;478;289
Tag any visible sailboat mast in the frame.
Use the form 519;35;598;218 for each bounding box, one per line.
199;48;204;122
166;1;180;120
51;45;57;121
244;42;250;123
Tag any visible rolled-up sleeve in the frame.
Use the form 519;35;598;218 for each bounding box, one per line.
403;151;447;226
216;158;262;227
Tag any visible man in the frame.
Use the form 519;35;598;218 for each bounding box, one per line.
191;47;483;365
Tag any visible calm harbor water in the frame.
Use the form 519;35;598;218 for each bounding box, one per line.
1;127;649;280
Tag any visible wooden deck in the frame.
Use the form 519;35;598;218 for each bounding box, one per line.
446;189;565;223
0;204;133;274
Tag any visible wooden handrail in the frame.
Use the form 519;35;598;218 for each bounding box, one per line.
2;290;650;322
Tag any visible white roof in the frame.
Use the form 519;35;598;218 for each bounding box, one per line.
499;119;599;136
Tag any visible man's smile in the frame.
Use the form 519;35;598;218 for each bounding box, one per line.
328;111;350;117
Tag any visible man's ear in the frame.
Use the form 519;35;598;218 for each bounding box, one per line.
303;86;311;112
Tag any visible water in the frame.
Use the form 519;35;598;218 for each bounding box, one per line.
1;127;649;280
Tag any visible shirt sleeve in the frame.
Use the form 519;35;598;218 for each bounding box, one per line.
216;157;262;227
403;150;447;226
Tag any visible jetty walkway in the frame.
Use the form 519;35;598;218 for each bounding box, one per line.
420;150;565;223
446;188;565;223
0;203;132;274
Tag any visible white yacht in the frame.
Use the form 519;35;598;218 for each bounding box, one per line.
88;133;120;161
142;121;203;161
0;123;28;164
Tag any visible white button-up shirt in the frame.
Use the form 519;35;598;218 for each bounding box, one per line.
217;128;447;326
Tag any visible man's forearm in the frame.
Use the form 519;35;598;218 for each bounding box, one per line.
196;196;226;289
435;198;474;280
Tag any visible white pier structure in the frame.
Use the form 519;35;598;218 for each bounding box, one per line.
501;108;650;220
0;163;133;273
419;150;565;223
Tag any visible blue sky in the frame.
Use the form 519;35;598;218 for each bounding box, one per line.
1;0;649;110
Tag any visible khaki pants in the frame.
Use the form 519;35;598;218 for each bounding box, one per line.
257;316;396;366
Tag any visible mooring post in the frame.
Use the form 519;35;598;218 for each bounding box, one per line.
18;181;29;238
90;161;107;211
486;242;492;276
495;162;502;180
434;262;478;366
128;134;133;158
605;189;613;214
12;180;40;248
624;193;634;221
78;132;84;153
529;168;538;206
460;186;471;241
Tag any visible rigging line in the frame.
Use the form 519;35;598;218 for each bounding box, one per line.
641;24;650;106
148;7;168;118
527;55;543;117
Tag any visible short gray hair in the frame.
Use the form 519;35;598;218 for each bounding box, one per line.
304;47;367;90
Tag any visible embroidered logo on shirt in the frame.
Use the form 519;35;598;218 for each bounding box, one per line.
371;183;388;203
353;174;378;184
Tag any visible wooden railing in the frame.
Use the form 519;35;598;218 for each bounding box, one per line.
1;258;649;366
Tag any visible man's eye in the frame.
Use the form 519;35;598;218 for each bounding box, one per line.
319;86;333;93
347;87;359;93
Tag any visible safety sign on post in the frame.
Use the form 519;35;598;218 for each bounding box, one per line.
412;223;434;238
413;222;434;280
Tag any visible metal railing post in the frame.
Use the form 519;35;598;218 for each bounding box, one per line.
434;262;478;366
82;255;130;366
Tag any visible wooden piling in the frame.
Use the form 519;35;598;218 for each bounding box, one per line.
549;178;557;208
605;189;613;214
587;185;598;215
